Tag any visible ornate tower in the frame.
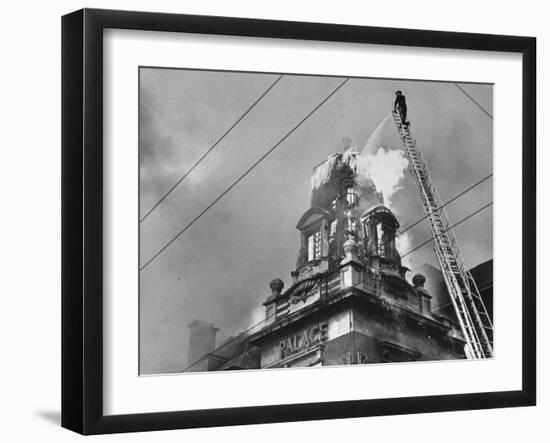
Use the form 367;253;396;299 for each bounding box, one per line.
293;150;407;285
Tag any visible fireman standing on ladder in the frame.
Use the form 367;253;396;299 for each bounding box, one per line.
394;90;409;126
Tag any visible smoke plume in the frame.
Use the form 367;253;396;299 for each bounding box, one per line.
355;115;409;209
311;114;408;210
396;230;413;267
357;147;408;208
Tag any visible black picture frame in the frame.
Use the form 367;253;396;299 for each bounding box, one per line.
61;8;536;435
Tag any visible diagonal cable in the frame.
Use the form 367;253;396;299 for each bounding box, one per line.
401;201;493;258
398;172;492;236
140;74;284;223
140;77;350;271
454;83;493;119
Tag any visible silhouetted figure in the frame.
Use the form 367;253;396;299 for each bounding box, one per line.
394;90;408;126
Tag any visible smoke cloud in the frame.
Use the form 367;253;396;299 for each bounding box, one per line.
396;230;413;267
354;114;409;209
357;147;409;208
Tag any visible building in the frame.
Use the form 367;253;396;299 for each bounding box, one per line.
184;151;473;372
415;260;493;329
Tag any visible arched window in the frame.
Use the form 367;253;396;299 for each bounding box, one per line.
307;230;322;261
296;208;331;266
361;206;400;262
376;222;386;256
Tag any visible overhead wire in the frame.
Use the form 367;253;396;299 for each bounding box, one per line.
397;172;492;236
140;77;350;271
140;74;284;223
401;201;493;259
454;83;493;119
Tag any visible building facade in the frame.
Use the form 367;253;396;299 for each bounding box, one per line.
184;151;468;372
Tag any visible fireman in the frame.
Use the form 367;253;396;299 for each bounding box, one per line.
394;90;408;126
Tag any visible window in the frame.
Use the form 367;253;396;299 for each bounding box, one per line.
377;222;385;256
307;231;322;261
346;187;356;206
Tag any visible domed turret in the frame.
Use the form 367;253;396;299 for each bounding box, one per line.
293;150;387;282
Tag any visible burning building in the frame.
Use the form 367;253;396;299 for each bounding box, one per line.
184;150;468;372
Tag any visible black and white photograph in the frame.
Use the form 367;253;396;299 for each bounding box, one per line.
138;69;494;375
0;0;544;440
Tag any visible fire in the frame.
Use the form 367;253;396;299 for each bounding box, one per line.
311;114;409;211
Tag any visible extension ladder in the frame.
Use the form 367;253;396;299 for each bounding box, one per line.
391;108;493;358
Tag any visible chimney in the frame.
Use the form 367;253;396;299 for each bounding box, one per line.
187;320;219;366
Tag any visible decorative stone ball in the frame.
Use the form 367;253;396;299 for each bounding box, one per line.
412;273;426;288
343;238;358;255
269;278;284;294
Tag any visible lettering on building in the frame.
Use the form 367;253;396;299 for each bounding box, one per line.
279;322;329;358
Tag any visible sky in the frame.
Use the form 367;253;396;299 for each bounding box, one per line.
138;68;493;375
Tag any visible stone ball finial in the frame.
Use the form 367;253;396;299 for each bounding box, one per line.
343;238;358;255
412;273;426;288
269;278;284;294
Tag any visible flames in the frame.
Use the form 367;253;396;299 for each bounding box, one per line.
311;114;409;211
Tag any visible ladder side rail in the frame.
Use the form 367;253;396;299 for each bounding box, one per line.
402;116;492;331
435;249;484;358
461;284;493;354
438;242;486;358
408;146;485;356
465;273;494;349
438;207;494;350
464;269;494;329
392;107;492;358
462;270;494;348
424;178;493;355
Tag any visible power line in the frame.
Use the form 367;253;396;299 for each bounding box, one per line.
140;75;284;223
181;199;491;372
401;201;493;258
398;172;492;236
140;77;351;271
454;83;493;119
